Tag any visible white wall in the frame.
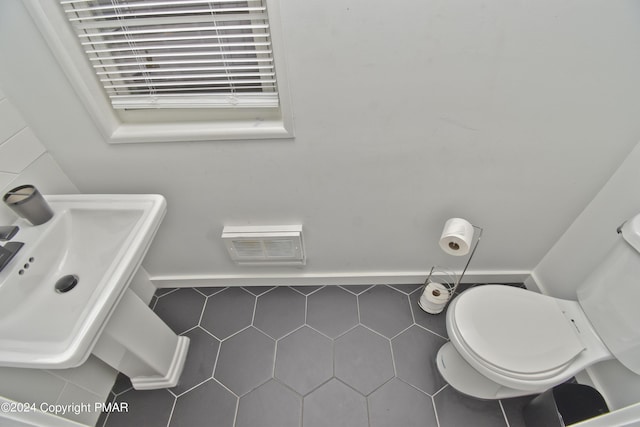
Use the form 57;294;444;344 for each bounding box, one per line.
532;138;640;410
0;88;114;427
1;0;640;287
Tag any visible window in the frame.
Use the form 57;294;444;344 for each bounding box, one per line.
24;0;293;143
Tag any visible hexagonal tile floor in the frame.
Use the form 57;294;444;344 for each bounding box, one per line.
100;284;529;427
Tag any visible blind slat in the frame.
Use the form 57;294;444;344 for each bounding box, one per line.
96;65;274;75
105;79;276;89
100;72;276;83
61;0;278;110
73;13;269;30
81;33;270;46
68;7;266;22
108;86;277;95
91;50;271;67
62;0;264;12
93;58;273;69
88;42;270;54
77;24;269;38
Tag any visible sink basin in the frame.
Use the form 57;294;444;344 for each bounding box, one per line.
0;194;166;369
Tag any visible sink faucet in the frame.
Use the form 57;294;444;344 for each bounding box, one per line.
0;226;23;273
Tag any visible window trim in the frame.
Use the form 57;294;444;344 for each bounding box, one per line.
23;0;294;144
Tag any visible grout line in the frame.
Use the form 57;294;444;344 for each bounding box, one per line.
432;384;448;397
366;375;394;398
212;377;239;398
250;294;257;325
306;323;334;341
289;286;308;296
408;293;417;324
395;377;434;397
432;393;441;427
413;322;448;341
155;287;179;298
211;338;222;379
388;334;398;378
232;391;240;427
181;324;199;336
389;322;413;341
334;322;360;340
196;296;208;326
165;393;177;427
359;322;392;341
220;324;253;343
272;339;278;378
199;324;222;341
171;376;211;398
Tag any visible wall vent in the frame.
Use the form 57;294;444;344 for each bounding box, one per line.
221;225;305;265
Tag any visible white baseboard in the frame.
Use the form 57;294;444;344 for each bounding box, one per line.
150;270;532;288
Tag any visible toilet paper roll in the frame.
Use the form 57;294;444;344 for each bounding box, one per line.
439;218;474;256
418;282;450;314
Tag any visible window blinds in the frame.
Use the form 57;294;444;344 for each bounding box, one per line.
60;0;279;109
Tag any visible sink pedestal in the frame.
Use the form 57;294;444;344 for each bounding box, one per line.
92;289;190;390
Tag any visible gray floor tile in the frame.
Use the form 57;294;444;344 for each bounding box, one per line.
214;327;275;396
236;379;301;427
389;283;423;294
434;386;507;427
170;379;236;427
409;289;448;338
290;285;323;295
104;388;174;427
171;327;220;395
368;378;437;427
254;287;306;339
307;286;359;338
242;286;274;296
110;373;132;396
153;288;206;334
200;287;255;339
392;325;447;394
194;286;226;296
275;326;333;395
359;285;413;338
339;285;373;295
303;379;368;427
334;326;394;395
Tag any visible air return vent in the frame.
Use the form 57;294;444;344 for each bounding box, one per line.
222;225;305;265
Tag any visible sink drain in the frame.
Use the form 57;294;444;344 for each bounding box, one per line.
55;275;79;293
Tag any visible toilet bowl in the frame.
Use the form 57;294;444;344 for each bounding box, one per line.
436;213;640;399
437;285;611;399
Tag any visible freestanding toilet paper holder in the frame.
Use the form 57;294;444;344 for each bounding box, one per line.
418;221;483;314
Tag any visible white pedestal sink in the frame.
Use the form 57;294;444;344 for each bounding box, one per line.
0;194;189;390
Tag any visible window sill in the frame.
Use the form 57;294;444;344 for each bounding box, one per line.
108;119;294;144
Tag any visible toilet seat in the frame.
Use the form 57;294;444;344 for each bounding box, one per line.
449;286;585;379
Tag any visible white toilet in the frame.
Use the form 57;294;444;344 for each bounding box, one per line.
437;214;640;399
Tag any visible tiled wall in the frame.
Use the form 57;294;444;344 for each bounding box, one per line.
0;88;117;426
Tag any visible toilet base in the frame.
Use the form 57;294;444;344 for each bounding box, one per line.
436;342;539;399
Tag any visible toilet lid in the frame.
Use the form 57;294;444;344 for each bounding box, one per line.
453;286;585;375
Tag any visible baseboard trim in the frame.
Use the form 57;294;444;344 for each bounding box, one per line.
150;270;532;288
